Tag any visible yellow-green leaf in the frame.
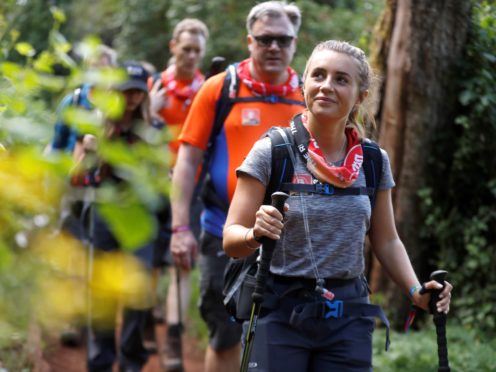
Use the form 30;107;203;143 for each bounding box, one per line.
62;106;103;135
15;42;35;57
97;203;156;250
33;51;56;73
0;62;22;79
50;6;66;23
99;141;139;168
84;68;127;88
91;89;125;119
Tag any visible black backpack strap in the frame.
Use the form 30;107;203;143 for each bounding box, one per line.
274;136;383;209
361;139;383;208
150;71;163;89
281;183;374;196
208;64;239;152
198;64;238;210
265;126;296;205
71;87;82;105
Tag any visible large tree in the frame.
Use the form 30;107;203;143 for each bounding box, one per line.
368;0;472;327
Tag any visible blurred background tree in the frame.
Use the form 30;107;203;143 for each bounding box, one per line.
2;0;384;71
367;0;496;337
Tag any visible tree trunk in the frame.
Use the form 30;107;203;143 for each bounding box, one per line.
368;0;471;328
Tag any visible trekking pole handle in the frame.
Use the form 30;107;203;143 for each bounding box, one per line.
429;270;447;315
252;192;289;304
429;270;451;372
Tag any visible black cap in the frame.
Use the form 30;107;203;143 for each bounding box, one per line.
117;61;149;92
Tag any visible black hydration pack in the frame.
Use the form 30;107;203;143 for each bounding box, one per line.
222;126;384;322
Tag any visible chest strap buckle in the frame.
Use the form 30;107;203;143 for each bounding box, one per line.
323;300;343;318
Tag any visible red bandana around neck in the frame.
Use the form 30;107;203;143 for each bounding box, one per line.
162;64;204;104
301;112;363;188
236;58;299;97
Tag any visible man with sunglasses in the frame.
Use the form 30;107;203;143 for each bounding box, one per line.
169;2;304;371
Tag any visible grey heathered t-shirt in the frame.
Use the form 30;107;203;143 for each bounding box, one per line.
237;136;395;279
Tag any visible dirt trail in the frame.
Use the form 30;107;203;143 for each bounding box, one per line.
39;324;204;372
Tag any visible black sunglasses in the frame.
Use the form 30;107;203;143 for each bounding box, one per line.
252;35;294;48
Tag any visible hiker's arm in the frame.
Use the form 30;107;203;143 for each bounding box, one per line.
170;143;204;270
224;174;284;258
149;78;167;122
369;189;452;313
70;134;97;175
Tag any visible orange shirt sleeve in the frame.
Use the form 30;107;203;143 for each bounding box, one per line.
178;72;226;150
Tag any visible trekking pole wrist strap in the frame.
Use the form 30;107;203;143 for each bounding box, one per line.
245;228;261;250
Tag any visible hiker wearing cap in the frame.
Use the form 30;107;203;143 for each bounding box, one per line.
170;2;304;371
146;18;209;371
223;40;453;371
72;61;162;372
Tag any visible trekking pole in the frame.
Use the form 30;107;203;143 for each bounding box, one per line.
420;270;451;372
175;265;184;371
240;192;289;372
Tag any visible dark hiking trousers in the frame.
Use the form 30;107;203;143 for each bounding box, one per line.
242;275;375;372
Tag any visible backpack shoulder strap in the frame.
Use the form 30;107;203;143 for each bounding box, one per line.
207;63;239;150
264;126;296;205
71;87;82;106
361;138;383;208
197;65;238;210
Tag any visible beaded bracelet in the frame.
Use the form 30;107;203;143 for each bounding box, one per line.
171;225;191;234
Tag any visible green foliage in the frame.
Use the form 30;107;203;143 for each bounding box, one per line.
161;0;383;73
2;0;385;74
374;325;496;371
418;1;496;335
187;268;209;349
0;8;171;367
113;0;171;70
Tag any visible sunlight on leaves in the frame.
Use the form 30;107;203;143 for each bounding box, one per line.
62;106;104;135
91;88;125;119
14;42;35;57
97;202;156;250
83;67;127;88
74;35;103;65
30;231;151;328
33;51;57;73
0;150;64;213
50;6;67;24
